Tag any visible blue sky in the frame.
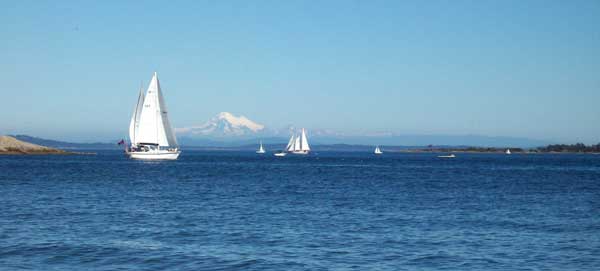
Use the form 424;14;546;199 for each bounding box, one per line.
1;0;599;143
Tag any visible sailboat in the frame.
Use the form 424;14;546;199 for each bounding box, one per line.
506;149;512;155
286;128;311;155
256;141;266;154
126;72;180;160
374;146;383;155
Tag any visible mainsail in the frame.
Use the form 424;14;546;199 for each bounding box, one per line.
300;128;310;151
132;72;178;148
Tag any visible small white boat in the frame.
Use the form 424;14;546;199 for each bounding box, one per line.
256;141;266;154
274;151;287;157
438;154;456;158
126;72;180;160
374;146;383;155
506;149;511;155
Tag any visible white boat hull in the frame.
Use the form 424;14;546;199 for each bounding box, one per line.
274;152;287;157
127;150;181;160
291;151;309;155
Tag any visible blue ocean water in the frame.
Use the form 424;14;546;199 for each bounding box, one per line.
1;151;599;270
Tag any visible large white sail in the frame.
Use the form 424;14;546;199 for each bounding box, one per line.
129;86;145;145
136;72;177;147
300;128;310;151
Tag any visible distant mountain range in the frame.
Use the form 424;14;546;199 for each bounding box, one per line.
8;112;552;149
176;112;334;140
175;112;551;148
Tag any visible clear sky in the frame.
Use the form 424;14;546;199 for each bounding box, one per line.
1;0;599;143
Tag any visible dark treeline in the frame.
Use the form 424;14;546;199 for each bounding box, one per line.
418;147;524;153
536;143;600;153
462;147;524;152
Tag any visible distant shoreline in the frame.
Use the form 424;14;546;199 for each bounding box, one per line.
180;145;600;154
0;135;96;155
0;151;95;155
395;150;600;154
4;134;599;155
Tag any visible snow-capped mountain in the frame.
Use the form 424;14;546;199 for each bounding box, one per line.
175;112;550;147
176;112;344;139
176;112;266;137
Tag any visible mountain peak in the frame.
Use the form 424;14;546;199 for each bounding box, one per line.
176;112;265;137
217;111;234;118
215;112;264;131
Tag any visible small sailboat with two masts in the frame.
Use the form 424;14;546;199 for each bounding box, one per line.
374;146;383;155
127;72;180;160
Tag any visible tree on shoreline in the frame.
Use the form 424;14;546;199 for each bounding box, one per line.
537;143;600;153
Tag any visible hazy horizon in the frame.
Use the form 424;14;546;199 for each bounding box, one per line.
1;1;599;144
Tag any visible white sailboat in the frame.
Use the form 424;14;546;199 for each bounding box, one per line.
126;72;180;160
256;141;266;154
286;128;310;155
506;149;511;155
374;146;383;155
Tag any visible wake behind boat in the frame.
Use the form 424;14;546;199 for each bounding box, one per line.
438;154;456;158
126;72;180;160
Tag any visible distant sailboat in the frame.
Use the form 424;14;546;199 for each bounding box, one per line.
126;72;180;160
374;146;383;155
286;128;310;155
506;149;512;155
256;141;266;154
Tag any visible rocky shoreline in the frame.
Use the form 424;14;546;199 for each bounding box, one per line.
0;135;76;155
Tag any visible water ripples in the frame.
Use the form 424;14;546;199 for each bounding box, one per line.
1;151;599;270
